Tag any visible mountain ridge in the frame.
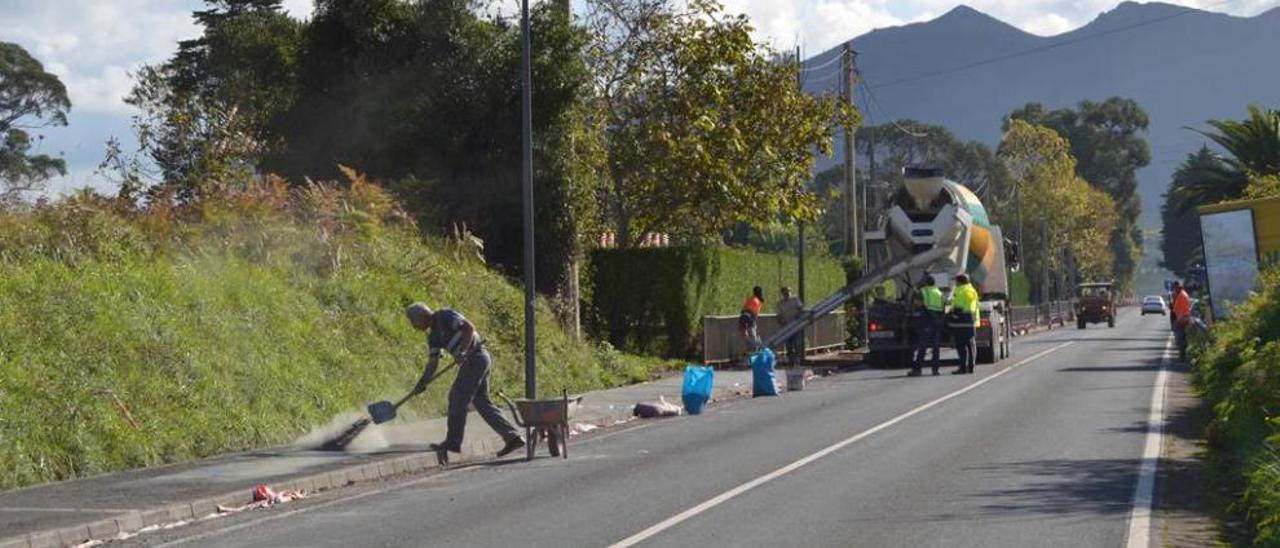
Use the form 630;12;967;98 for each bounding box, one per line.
803;2;1280;226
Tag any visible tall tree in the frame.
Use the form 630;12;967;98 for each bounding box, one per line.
586;0;851;247
998;120;1117;302
118;0;598;296
1172;105;1280;212
273;0;598;295
1160;146;1221;277
0;42;70;198
1005;98;1148;291
121;0;302;196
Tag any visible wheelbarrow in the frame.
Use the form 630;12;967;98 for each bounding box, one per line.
498;391;582;461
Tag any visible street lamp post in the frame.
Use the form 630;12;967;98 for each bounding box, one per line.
520;0;537;400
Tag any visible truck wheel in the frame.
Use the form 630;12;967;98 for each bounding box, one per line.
866;351;886;368
977;345;995;364
898;350;914;367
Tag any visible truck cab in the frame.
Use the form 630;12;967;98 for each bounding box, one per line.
1075;282;1116;329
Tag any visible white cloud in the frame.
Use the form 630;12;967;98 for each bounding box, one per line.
723;0;1280;48
1020;11;1074;35
721;0;908;53
282;0;314;19
0;0;200;115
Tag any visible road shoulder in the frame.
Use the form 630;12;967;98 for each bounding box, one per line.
1153;358;1223;547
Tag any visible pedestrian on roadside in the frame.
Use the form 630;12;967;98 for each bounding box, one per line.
776;286;805;368
738;286;765;352
1170;281;1192;360
406;303;525;459
910;276;945;377
948;274;980;375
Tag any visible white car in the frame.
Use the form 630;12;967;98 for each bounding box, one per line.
1141;295;1166;315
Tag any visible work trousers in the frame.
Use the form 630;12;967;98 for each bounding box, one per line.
1174;322;1188;359
444;348;520;451
742;325;761;353
952;326;976;373
913;311;942;371
786;332;804;367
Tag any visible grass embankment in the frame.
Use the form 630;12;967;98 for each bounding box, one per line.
0;177;673;490
1190;267;1280;546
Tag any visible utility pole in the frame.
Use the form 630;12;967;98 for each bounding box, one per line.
796;45;806;305
520;0;537;400
841;42;858;258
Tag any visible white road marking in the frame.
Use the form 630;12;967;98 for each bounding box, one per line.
1124;335;1173;548
608;341;1076;548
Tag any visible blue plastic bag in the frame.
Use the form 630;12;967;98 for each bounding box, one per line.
751;348;779;397
682;365;715;415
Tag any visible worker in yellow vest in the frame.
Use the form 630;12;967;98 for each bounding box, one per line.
909;275;945;377
948;273;980;375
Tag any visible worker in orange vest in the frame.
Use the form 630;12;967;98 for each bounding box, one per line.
738;286;764;352
1171;281;1192;360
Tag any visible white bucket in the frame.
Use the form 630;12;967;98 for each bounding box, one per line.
786;369;806;392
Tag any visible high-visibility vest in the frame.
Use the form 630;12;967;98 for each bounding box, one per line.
921;286;945;312
951;283;980;326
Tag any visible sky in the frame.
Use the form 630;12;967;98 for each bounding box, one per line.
1;0;1277;194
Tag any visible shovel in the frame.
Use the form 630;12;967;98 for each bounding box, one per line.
367;361;458;424
318;362;458;451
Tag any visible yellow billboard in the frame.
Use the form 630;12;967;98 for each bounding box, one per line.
1199;195;1280;270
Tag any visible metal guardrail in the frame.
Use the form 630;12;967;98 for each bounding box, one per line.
1008;300;1076;330
701;311;846;364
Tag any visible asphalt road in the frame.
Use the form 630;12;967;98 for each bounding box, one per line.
136;309;1173;548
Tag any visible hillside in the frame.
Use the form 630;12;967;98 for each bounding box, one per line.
0;178;670;490
805;1;1280;226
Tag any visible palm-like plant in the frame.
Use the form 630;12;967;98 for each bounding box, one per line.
1175;105;1280;213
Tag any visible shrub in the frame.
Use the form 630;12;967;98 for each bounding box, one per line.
1191;266;1280;546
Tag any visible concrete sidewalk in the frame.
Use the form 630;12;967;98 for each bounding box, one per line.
0;369;764;548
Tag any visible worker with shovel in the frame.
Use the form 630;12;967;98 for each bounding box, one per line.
406;303;525;458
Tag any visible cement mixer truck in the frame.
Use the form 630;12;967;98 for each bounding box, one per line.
862;167;1014;367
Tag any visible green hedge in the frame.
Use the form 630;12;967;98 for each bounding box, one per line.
1190;266;1280;546
586;247;846;357
1009;270;1032;306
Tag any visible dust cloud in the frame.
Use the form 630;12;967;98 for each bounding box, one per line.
293;411;390;453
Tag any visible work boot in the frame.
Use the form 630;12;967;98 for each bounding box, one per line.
907;368;923;377
953;368;966;375
428;441;461;454
496;436;525;458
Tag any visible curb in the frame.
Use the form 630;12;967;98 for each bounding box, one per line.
4;449;455;548
1;398;671;548
1;372;779;548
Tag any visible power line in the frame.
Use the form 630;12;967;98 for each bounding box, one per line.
860;78;927;138
801;53;845;73
803;68;844;88
867;0;1246;91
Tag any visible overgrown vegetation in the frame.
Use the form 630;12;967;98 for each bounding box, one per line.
1190;266;1280;547
0;175;672;490
586;247;845;357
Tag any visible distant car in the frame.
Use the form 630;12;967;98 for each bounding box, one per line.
1141;295;1166;316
